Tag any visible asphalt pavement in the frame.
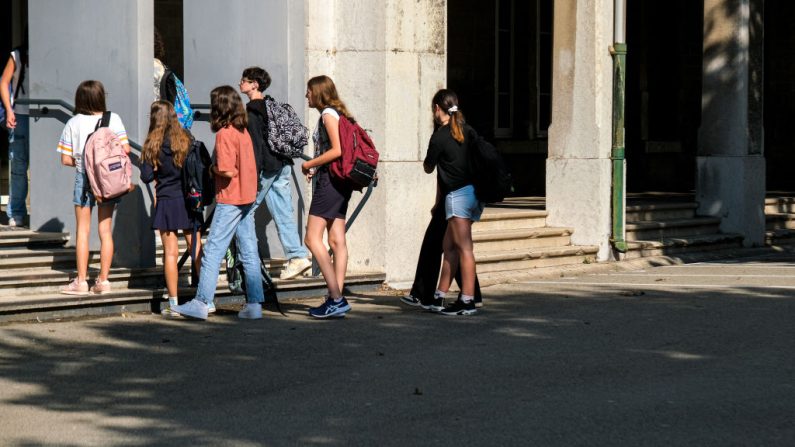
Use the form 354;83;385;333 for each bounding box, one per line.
0;251;793;446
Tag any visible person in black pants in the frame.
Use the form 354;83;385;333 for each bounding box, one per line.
401;191;483;310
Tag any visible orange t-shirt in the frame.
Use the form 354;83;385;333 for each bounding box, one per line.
214;126;258;205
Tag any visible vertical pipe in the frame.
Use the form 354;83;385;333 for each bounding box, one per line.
610;0;628;253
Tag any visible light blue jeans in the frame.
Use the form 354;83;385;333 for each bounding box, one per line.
194;202;264;304
251;164;309;259
7;114;29;221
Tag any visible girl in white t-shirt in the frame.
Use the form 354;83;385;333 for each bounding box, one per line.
56;80;131;295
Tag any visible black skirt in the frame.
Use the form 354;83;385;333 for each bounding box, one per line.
309;169;352;220
152;197;203;231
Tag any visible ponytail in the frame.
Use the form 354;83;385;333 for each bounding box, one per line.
432;89;466;143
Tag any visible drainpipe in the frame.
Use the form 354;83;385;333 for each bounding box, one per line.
609;0;628;253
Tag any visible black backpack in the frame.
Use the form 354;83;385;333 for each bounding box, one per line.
181;138;214;213
466;128;513;203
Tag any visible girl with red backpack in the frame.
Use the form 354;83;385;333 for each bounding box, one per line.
141;101;204;316
56;81;131;295
301;75;355;318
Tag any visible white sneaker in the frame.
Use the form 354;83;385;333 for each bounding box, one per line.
238;302;263;319
280;257;312;280
207;300;216;314
171;299;209;320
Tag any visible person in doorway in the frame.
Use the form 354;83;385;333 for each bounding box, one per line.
153;28;166;101
239;66;312;279
0;37;29;227
301;75;354;318
171;85;264;320
140;100;204;317
422;89;484;316
400;180;483;311
56;80;130;295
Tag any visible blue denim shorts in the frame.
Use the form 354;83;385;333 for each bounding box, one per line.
73;171;120;208
445;184;484;221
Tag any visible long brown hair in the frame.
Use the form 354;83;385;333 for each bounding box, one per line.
74;80;107;115
307;75;354;122
142;101;191;168
210;85;247;132
432;89;465;143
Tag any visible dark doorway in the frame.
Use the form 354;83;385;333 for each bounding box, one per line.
625;0;703;193
447;0;552;196
764;1;795;191
154;0;184;79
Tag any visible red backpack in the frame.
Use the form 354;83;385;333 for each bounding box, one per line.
329;115;379;191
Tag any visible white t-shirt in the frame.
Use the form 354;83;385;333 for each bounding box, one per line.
57;113;129;173
9;49;28;115
154;58;165;101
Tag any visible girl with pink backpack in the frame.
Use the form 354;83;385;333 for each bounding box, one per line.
56;80;131;295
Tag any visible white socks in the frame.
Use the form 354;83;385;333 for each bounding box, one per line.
460;294;474;304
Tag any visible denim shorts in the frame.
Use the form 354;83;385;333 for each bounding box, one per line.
445;184;484;221
73;171;120;208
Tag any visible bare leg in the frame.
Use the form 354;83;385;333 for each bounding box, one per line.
305;215;342;299
160;230;179;297
447;217;475;296
74;205;92;282
437;225;457;294
327;217;348;294
96;205;115;282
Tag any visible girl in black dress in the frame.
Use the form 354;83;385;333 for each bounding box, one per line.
141;100;203;315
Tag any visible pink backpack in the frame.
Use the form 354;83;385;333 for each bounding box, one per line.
83;112;132;201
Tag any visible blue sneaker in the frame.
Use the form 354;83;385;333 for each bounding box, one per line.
308;297;351;318
171;299;209;320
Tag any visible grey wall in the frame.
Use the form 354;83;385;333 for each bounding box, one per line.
184;0;306;258
28;0;155;267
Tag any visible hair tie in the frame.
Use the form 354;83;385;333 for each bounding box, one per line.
447;105;458;114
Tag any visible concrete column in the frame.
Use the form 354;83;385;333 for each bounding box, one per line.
697;0;765;246
184;0;306;258
546;0;615;260
305;0;446;283
28;0;155;267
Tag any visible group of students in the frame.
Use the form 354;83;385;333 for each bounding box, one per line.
7;49;483;319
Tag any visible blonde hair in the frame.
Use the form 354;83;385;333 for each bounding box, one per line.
307;75;355;122
142;101;191;169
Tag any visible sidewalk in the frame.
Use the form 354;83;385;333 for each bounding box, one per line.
0;250;792;446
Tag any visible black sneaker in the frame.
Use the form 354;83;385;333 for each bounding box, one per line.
440;299;477;316
424;297;445;312
400;294;422;307
474;296;483;308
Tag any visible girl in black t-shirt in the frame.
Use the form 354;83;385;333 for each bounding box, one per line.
423;89;484;316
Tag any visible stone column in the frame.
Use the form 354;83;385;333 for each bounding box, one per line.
28;0;155;267
546;0;615;260
306;0;446;284
697;0;765;246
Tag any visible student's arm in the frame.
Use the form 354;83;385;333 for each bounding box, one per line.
302;113;342;174
423;138;441;174
0;55;16;129
60;154;75;167
57;122;76;167
140;161;155;183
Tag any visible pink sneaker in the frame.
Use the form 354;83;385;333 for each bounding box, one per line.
61;278;89;295
90;279;112;295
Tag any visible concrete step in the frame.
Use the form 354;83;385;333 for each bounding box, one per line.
0;247;100;269
0;271;386;323
765;213;795;231
625;217;722;241
475;208;548;231
475;245;600;274
622;233;744;260
766;228;795;246
625;202;698;221
764;197;795;214
0;230;70;247
472;227;572;253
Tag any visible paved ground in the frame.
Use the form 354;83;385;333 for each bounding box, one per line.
0;251;794;446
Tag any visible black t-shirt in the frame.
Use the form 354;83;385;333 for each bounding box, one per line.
246;99;286;174
424;124;472;194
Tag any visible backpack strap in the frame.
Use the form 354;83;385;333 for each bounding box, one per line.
99;111;112;129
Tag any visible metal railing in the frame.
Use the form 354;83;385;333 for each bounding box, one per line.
18;98;377;282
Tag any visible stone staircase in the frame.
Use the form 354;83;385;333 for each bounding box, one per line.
765;194;795;245
473;198;599;283
622;198;743;259
0;227;384;322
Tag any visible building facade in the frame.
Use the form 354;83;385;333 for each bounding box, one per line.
3;0;778;284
